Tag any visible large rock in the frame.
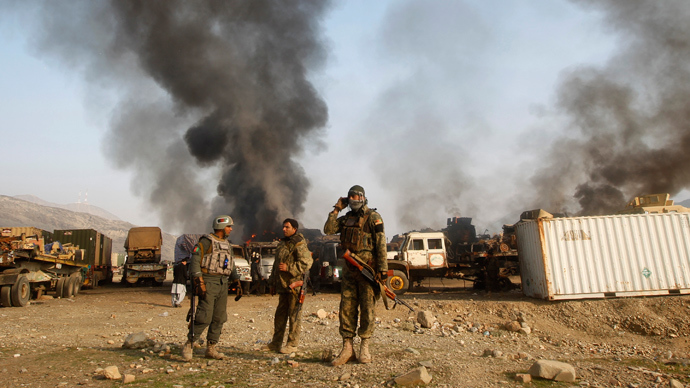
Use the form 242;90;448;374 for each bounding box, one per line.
122;332;155;349
394;366;433;386
103;366;121;380
417;311;436;329
528;360;576;382
504;321;521;332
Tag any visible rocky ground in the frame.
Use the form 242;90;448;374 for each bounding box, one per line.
0;278;689;388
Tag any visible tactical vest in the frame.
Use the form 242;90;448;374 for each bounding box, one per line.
340;210;373;253
200;235;235;276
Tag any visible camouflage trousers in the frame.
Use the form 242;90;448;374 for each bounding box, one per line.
270;291;302;347
338;267;378;339
189;275;228;344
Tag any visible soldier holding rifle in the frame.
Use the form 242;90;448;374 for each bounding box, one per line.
324;185;387;365
263;218;313;354
182;215;238;361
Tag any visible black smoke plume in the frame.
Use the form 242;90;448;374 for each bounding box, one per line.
531;0;690;215
10;1;330;238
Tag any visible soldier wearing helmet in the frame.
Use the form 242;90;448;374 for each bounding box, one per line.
181;215;238;361
324;185;387;365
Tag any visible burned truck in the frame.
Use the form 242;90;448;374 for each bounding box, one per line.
122;227;166;286
385;217;519;295
0;227;88;307
53;229;113;289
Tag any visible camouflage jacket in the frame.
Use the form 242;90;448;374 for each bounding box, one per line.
324;205;388;273
268;232;313;293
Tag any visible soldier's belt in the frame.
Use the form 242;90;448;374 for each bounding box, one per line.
201;268;225;275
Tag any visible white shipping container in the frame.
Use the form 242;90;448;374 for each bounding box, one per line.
515;212;690;300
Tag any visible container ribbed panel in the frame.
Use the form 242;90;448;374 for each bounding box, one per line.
516;213;690;300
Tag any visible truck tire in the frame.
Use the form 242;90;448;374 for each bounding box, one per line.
387;270;409;295
72;275;82;296
62;278;74;298
0;285;11;307
11;276;31;307
56;277;67;298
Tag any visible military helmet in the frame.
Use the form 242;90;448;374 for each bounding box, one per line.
213;215;234;230
348;185;365;198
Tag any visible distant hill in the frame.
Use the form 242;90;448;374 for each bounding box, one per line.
679;198;690;208
14;194;122;221
0;195;175;261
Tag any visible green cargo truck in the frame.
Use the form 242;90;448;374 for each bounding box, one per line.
53;229;113;289
122;227;166;286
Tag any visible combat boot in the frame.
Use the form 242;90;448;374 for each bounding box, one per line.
181;340;193;361
205;343;225;360
331;338;356;366
359;338;372;364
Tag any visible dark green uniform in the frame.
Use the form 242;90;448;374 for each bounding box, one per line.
267;232;313;348
324;205;387;339
189;235;237;345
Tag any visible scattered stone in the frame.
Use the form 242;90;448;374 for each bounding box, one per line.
122;374;135;384
107;340;115;345
417;310;436;329
528;360;576;382
419;360;433;369
515;373;531;383
670;379;684;388
286;360;299;367
405;347;420;355
122;332;155;349
504;321;521;332
519;327;532;335
316;309;328;319
339;372;351;381
103;366;121;380
393;366;433;386
492;350;503;358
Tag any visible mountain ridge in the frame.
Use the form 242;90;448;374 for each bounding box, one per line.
0;195;175;261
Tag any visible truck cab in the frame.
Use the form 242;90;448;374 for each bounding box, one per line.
386;232;450;295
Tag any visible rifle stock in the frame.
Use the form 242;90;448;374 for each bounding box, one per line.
342;250;415;313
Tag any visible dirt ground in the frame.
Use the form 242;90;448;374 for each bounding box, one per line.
0;277;689;388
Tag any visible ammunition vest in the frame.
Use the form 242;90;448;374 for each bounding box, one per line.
200;235;235;276
340;210;373;253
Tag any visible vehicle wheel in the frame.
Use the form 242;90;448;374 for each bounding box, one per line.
72;275;82;296
63;277;74;298
0;285;12;307
11;276;31;307
68;276;80;297
56;277;67;298
386;270;409;295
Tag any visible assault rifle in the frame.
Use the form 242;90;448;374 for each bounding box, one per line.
342;250;415;313
288;270;310;316
186;271;196;340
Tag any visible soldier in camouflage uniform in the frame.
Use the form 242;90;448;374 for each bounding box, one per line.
324;185;387;365
181;215;238;361
263;218;313;354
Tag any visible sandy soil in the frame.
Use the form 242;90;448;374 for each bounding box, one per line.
0;278;688;388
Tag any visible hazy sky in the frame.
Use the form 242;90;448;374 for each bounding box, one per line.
2;1;688;238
